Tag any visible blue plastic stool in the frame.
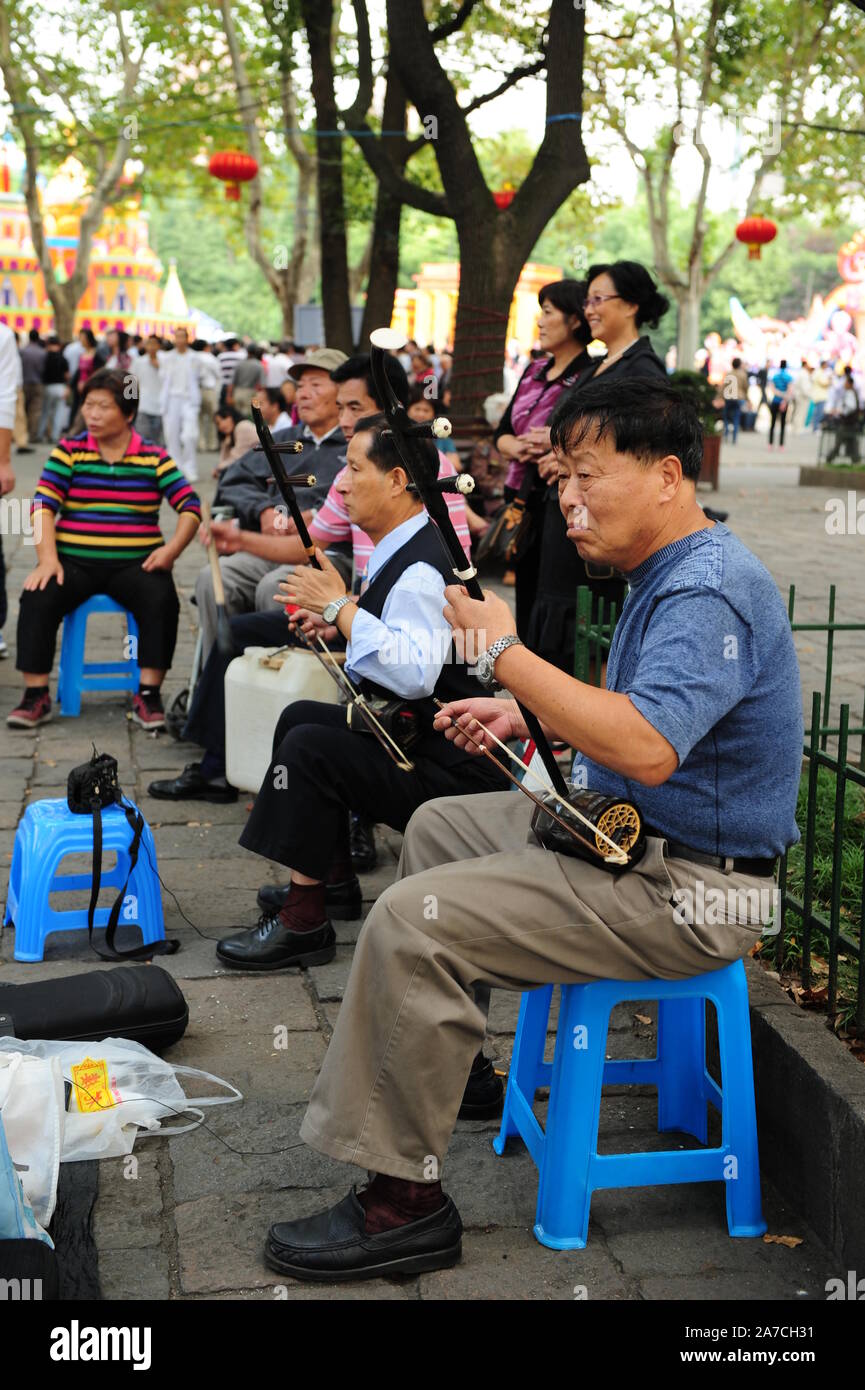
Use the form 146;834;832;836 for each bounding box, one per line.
57;595;140;716
493;960;766;1249
4;797;165;962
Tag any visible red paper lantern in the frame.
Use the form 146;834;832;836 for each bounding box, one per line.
735;215;777;260
208;150;258;201
492;183;516;210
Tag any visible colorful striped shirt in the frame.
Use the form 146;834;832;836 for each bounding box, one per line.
309;453;471;578
31;430;201;563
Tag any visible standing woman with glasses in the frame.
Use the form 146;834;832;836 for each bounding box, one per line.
525;260;670;673
492;280;593;642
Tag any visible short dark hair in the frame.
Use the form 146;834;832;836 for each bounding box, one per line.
263;387;284;410
549;376;703;482
407;382;435;409
538;279;591;346
28;328;41;342
585;260;671;329
330;352;410;408
353;412;437;486
80;367;139;421
779;359;787;369
731;356;742;368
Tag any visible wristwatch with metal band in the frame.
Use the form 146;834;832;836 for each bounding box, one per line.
322;595;353;625
475;634;523;688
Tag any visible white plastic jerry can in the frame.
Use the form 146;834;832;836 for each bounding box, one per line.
224;646;341;792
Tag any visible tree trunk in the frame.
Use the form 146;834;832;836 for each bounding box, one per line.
359;68;409;346
301;0;353;352
450;227;521;424
676;292;702;373
359;185;403;345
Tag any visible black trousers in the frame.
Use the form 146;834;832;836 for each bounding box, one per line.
16;557;180;673
238;700;508;880
183;608;295;759
768;400;787;445
526;488;625;674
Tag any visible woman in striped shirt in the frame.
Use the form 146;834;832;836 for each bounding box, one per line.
8;368;201;730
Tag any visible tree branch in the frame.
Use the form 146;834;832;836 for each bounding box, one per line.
431;0;482;42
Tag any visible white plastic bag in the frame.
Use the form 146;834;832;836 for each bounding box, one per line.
0;1036;242;1163
0;1051;65;1227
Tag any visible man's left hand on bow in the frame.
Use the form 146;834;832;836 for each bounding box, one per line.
277;547;346;615
443;584;516;664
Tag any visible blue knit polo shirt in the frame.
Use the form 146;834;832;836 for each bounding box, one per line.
573;523;803;858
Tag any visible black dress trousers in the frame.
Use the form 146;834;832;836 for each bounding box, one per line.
238;699;507;880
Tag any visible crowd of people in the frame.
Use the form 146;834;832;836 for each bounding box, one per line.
0;260;822;1280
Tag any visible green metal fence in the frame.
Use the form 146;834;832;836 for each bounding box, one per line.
777;692;865;1030
573;585;620;683
788;583;865;768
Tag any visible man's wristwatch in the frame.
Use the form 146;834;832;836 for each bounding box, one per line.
475;634;523;688
322;595;353;625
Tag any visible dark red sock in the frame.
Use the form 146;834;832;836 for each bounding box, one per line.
357;1173;446;1234
277;880;327;933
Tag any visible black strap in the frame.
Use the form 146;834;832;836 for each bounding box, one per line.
87;795;179;961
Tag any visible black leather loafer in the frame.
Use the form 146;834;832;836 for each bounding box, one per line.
265;1188;462;1282
350;814;377;873
148;763;238;803
216;915;335;970
257;876;362;921
457;1054;504;1121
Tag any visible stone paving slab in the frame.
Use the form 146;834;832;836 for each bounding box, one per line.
0;444;859;1299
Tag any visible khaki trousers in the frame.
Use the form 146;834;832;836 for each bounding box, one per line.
300;791;771;1181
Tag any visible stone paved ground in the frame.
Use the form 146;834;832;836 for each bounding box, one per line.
0;424;861;1300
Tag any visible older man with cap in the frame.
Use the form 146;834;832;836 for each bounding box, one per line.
193;347;348;659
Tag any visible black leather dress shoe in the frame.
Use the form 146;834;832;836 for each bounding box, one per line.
257;876;362;921
265;1188;462;1282
148;763;238;803
350;813;377;873
216;915;335;970
457;1054;504;1121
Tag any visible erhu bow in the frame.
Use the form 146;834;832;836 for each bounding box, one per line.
367;331;645;871
249;395;418;771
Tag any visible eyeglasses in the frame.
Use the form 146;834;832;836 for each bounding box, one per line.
582;294;623;310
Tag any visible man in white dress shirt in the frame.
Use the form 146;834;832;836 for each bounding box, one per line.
214;415;507;972
160;328;201;481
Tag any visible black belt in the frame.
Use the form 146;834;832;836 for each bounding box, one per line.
647;830;776;878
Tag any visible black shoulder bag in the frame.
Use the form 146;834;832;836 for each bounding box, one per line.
67;748;179;961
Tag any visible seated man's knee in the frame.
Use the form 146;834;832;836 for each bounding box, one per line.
403;794;466;846
273;701;333;752
254;569;281;612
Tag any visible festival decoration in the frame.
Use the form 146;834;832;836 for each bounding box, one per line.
735;215;777;260
208;150;258;201
492;184;516;209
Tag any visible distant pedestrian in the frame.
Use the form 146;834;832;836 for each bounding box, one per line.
825;366;861;464
39;336;69;442
161;327;201;482
768;359;793;449
131;333;166;444
20;328;46;444
720;356;749;443
810;361;832;433
195;341;223;451
231;344;266;418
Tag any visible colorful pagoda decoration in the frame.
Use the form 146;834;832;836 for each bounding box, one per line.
0;142;194;338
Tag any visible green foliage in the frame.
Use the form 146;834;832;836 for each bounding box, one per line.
668;369;721;432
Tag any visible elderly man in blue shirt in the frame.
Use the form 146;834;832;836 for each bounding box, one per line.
261;375;804;1283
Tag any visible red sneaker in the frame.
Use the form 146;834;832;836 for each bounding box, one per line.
7;689;53;728
131;690;166;730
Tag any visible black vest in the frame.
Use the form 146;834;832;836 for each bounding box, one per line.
355;518;488;762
